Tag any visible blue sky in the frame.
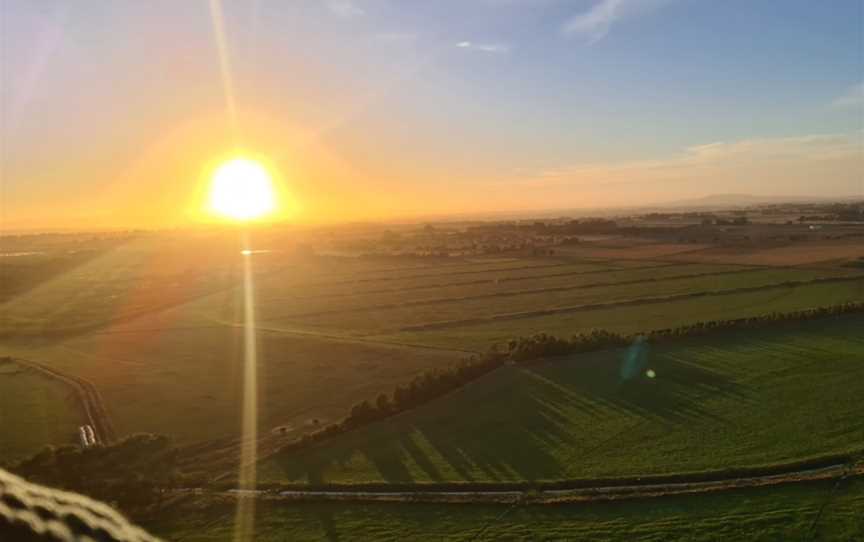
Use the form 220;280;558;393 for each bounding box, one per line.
2;0;862;228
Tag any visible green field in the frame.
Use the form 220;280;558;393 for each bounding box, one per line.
0;250;683;449
2;326;462;444
258;314;864;484
4;238;863;473
275;269;860;333
0;360;84;464
0;237;245;334
4;236;864;540
243;258;622;309
247;263;738;320
145;478;864;541
385;278;864;350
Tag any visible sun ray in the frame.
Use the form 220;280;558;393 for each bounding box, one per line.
233;231;259;542
208;0;239;140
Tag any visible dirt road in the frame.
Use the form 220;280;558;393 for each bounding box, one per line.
12;357;116;444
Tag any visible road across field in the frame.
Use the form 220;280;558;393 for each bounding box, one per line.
10;357;116;444
190;461;863;504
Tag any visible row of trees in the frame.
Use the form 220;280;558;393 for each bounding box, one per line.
644;301;864;339
844;257;864;269
283;352;508;452
280;301;864;454
506;329;630;362
508;302;864;361
11;434;180;509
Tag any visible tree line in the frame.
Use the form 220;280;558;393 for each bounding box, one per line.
280;301;864;454
11;434;180;509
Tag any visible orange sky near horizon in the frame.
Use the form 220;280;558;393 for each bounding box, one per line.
2;1;861;231
4;101;861;231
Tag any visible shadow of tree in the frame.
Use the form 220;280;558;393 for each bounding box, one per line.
312;506;341;542
269;344;753;485
502;354;750;433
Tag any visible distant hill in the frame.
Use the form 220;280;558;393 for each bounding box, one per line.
659;194;851;209
396;194;862;224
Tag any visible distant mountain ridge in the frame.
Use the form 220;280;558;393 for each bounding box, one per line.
659;194;855;208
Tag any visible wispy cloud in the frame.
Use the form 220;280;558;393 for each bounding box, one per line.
832;82;864;109
326;0;364;18
456;41;511;54
562;0;672;43
522;133;862;196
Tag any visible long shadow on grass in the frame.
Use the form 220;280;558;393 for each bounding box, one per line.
548;347;752;426
0;250;107;304
269;346;752;484
409;355;750;481
409;390;576;481
311;505;341;542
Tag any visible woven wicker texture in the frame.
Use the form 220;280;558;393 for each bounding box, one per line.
0;468;160;542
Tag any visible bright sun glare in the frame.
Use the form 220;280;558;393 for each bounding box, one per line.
208;158;277;220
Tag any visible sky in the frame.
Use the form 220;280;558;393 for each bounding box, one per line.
1;0;862;229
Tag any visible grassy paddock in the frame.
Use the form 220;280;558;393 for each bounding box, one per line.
258;314;864;485
386;278;864;350
0;243;565;335
250;263;744;320
2;328;461;445
0;359;84;464
286;269;861;333
244;259;620;312
144;478;864;541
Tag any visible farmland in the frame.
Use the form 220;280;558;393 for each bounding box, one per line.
386;278;864;350
258;314;864;484
0;358;84;463
3;327;459;444
146;478;864;541
279;268;860;334
2;223;863;540
2;229;863;450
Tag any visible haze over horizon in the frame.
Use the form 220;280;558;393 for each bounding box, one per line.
2;0;862;230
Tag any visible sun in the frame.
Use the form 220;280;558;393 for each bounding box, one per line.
208;158;277;220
